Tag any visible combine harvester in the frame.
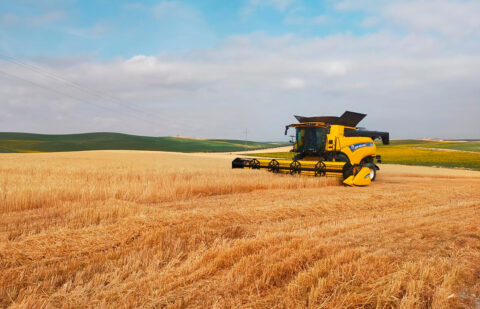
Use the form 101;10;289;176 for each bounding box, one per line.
232;111;389;186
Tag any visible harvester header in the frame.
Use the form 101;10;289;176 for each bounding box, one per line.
232;111;389;186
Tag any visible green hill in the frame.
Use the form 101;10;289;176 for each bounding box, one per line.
0;132;286;153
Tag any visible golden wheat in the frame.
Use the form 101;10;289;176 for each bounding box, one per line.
0;151;479;308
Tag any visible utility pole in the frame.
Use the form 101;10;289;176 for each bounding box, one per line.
244;128;248;150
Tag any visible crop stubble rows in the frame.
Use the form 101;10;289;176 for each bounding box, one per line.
0;151;479;308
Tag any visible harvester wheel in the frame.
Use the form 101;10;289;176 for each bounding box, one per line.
251;159;261;169
268;159;280;173
364;163;376;181
290;160;301;174
314;161;326;176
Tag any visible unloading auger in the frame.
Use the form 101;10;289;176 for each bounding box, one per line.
232;111;389;186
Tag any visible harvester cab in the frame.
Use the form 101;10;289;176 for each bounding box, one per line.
232;111;389;186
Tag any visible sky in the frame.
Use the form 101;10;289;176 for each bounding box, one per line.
0;0;479;141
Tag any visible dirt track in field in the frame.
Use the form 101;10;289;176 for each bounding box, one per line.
0;150;479;308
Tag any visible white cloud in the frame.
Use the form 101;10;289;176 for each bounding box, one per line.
249;0;298;11
1;29;479;139
0;10;66;27
283;78;306;90
384;1;480;37
122;2;145;10
28;10;65;26
154;1;202;21
240;0;299;20
360;16;379;28
64;21;110;39
0;14;19;25
323;61;348;76
284;13;330;26
150;1;215;49
338;0;480;38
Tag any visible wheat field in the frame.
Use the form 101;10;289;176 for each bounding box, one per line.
0;151;479;308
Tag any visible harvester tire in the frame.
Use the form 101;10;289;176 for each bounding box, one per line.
364;163;376;181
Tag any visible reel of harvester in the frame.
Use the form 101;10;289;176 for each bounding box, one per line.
232;157;373;186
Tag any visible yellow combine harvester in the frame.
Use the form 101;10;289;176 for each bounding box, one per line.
232;111;389;186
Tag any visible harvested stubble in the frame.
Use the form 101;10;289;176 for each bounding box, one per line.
0;151;479;308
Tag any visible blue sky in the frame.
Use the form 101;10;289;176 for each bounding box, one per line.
0;0;370;58
1;0;479;139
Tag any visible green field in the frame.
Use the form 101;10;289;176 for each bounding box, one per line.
0;132;286;153
388;139;480;152
242;140;480;170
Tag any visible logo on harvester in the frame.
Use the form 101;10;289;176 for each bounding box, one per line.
348;142;373;152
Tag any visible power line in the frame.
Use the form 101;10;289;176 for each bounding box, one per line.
0;68;163;128
0;53;212;135
244;128;248;150
0;53;190;134
0;54;148;115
